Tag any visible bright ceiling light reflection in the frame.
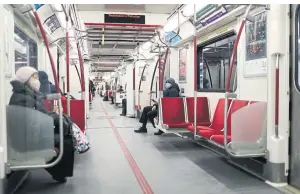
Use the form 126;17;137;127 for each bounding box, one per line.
163;4;206;33
53;4;63;12
57;12;66;29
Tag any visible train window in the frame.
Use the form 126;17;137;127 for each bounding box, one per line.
14;26;38;71
197;35;237;92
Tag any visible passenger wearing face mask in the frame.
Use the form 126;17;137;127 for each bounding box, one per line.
134;78;180;135
9;67;74;183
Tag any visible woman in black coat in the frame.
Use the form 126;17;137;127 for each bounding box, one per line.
9;67;74;183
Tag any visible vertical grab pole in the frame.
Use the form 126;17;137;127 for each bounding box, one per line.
193;4;198;138
133;64;136;116
77;42;86;100
224;4;252;147
149;59;159;105
65;6;71;116
33;10;59;92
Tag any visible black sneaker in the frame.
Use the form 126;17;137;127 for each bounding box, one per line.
134;127;147;133
52;176;67;183
154;130;164;135
120;113;126;116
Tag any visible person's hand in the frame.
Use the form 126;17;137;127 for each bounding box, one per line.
152;105;156;111
53;105;63;114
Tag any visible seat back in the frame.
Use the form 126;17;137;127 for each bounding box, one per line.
227;100;249;134
210;98;232;131
186;97;210;123
6;105;55;165
62;100;85;132
230;101;267;153
161;98;185;125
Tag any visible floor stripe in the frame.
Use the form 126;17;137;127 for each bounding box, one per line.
100;101;154;194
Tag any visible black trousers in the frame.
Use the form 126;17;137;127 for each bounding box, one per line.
111;96;114;104
121;99;127;115
139;106;158;128
45;135;74;178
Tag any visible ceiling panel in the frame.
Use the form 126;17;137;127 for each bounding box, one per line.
77;4;180;14
85;22;161;69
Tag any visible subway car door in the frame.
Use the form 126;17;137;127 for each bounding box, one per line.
290;4;300;189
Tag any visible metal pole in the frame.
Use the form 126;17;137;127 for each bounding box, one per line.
193;4;198;138
33;10;59;92
66;8;71;116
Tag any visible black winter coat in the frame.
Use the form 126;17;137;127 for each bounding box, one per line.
163;82;180;97
9;80;71;136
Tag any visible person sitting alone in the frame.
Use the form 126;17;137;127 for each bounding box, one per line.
134;78;180;135
9;67;74;183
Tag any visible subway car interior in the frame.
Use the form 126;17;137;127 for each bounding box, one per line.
1;3;300;194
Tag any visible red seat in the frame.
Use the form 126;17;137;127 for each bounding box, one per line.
161;98;186;128
187;98;232;135
226;99;249;135
210;99;249;145
135;105;141;110
62;100;86;133
186;97;211;126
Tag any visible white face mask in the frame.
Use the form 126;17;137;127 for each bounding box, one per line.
28;78;41;92
165;83;171;89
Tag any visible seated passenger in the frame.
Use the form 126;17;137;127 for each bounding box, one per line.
134;78;180;135
49;82;57;94
38;71;51;95
9;67;74;183
117;85;124;92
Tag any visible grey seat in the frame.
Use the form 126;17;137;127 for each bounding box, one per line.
6;105;56;167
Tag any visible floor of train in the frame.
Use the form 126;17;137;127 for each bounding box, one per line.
17;96;284;194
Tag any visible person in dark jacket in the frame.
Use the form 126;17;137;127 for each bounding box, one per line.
9;66;74;183
134;78;180;135
49;82;56;94
38;71;51;95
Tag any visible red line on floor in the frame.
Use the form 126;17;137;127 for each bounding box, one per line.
100;102;154;194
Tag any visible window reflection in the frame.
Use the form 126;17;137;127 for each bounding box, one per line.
14;26;38;71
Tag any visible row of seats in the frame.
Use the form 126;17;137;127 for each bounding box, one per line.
159;97;259;146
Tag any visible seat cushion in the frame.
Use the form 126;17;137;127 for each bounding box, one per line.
188;121;211;126
199;129;221;139
211;135;231;145
187;125;214;133
167;122;190;128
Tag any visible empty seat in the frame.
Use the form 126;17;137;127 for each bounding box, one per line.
62;100;86;132
187;98;231;136
186;97;211;126
210;99;249;145
160;98;188;128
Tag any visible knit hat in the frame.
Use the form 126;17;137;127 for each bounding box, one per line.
15;66;38;84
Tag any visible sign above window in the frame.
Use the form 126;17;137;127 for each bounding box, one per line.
104;14;145;24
